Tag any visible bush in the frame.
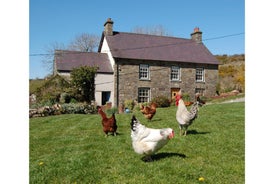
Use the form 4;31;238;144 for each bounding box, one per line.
124;100;135;110
182;93;190;102
60;92;71;103
151;96;170;107
61;103;97;114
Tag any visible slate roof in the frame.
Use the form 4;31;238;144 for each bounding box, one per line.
100;32;218;65
55;50;113;73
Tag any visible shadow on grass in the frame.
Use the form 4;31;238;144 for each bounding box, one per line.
105;132;123;136
142;152;186;162
186;129;210;135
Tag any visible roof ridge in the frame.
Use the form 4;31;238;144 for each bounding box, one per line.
112;31;191;41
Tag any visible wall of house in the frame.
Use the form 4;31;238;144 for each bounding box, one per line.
114;59;218;106
100;37;115;69
95;73;114;106
57;72;114;106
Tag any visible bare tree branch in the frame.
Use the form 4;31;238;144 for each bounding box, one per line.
68;33;100;52
42;42;66;75
131;25;172;36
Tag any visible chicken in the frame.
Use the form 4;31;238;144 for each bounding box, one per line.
97;106;117;136
130;115;174;162
195;92;206;105
140;102;157;121
175;90;203;136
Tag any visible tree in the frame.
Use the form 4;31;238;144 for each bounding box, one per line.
42;42;66;75
42;33;100;75
68;33;100;52
70;66;98;103
131;25;172;36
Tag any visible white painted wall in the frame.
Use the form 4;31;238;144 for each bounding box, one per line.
100;37;115;69
57;72;114;107
95;73;114;106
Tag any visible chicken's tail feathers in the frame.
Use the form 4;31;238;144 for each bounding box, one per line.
131;115;139;131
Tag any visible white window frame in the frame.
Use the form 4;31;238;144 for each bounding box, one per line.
139;64;150;80
195;88;205;95
138;88;150;103
196;68;205;82
170;66;180;81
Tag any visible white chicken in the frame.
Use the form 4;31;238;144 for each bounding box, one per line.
130;115;174;162
175;90;204;136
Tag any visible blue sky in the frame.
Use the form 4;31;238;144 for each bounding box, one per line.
29;0;245;79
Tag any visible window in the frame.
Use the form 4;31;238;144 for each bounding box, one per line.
171;66;180;81
195;88;205;95
138;88;150;103
139;64;149;80
196;68;204;82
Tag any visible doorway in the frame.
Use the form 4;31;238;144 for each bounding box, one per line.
171;88;180;101
102;91;111;105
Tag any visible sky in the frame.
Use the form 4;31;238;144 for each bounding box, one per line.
29;0;245;79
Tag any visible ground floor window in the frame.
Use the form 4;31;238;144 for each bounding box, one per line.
138;88;150;103
195;88;205;95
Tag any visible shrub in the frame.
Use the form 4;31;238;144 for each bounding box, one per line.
124;100;135;110
182;93;190;102
60;92;71;103
61;103;97;114
151;96;170;107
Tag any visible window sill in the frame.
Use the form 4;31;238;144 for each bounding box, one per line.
196;81;205;84
139;79;151;81
170;80;182;82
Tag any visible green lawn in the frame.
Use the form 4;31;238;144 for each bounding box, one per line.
30;102;245;184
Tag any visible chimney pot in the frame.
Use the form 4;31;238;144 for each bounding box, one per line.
191;27;202;43
104;18;114;36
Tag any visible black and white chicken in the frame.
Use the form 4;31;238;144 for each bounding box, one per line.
175;90;204;136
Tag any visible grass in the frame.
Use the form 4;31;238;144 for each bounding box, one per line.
30;102;245;183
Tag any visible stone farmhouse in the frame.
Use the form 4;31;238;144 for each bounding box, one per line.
54;18;219;107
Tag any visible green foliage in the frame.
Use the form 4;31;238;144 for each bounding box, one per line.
59;92;71;103
71;66;98;103
29;79;45;94
151;95;170;107
61;103;97;114
30;102;244;183
216;54;245;93
182;93;191;102
106;107;118;115
124;99;135;110
32;75;71;104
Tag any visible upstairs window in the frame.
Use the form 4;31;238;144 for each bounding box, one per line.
138;88;150;103
196;68;204;82
171;66;180;81
139;64;149;80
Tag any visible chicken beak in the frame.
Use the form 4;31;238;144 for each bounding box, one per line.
169;131;174;139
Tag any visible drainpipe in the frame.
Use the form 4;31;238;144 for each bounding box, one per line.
116;63;119;108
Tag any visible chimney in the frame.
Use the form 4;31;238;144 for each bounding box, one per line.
190;27;202;43
104;18;114;36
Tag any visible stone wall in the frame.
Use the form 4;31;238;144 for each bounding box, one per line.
114;59;218;106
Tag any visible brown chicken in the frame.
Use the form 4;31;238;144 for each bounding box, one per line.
140;102;157;121
97;106;117;136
